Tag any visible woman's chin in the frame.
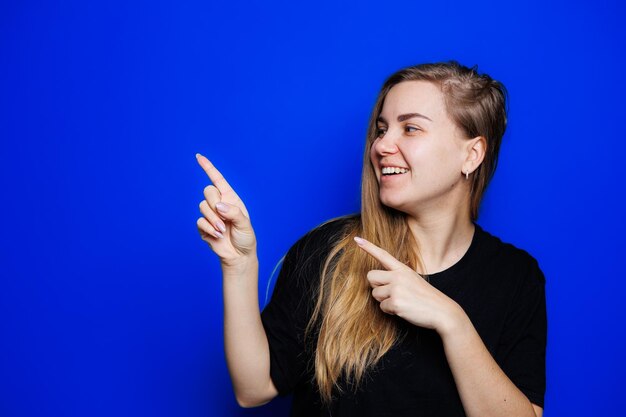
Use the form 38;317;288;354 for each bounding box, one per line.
379;194;406;211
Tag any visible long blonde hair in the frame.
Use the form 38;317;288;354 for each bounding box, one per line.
304;60;508;404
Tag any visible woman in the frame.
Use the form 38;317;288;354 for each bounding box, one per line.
196;61;547;417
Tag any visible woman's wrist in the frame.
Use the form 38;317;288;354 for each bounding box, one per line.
221;255;259;278
437;301;470;340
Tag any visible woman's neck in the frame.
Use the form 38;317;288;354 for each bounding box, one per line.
406;209;475;276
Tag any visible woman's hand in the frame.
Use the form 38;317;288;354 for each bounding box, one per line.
196;153;257;269
354;236;465;334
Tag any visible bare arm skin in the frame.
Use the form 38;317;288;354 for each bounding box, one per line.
440;307;543;417
195;153;278;407
221;259;279;407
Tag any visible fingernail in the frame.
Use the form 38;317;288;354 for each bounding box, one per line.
354;236;365;245
196;153;202;159
215;230;224;239
216;202;229;213
217;220;226;233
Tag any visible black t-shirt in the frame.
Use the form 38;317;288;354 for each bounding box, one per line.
261;214;547;416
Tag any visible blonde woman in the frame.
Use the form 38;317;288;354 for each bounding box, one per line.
196;61;547;417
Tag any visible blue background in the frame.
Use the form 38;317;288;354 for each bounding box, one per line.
1;1;625;416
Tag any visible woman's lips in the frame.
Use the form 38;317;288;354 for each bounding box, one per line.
380;171;409;182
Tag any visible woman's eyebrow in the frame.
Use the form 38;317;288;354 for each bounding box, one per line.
377;113;433;124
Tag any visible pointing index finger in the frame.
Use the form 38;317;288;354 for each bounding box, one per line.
354;236;404;271
196;153;235;195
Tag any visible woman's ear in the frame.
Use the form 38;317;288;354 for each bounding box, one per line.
464;136;487;173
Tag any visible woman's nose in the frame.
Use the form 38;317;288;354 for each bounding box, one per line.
374;130;399;155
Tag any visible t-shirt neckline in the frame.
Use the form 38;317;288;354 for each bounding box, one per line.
417;222;484;280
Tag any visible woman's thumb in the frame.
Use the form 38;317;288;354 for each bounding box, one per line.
215;202;250;230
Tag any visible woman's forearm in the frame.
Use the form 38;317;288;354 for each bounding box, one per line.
439;307;538;417
222;257;277;407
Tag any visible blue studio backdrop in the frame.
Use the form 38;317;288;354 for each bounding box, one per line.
1;1;625;416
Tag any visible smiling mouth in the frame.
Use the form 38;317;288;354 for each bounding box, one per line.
382;167;410;176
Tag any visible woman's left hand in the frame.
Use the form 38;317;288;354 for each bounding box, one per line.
354;236;465;334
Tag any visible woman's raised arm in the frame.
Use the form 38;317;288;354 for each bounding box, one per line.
195;153;278;407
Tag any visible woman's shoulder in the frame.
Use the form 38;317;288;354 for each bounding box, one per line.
292;213;360;250
280;213;359;273
477;224;546;285
274;214;359;293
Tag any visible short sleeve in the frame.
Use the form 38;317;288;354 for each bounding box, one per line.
260;216;353;396
495;258;548;408
260;240;312;396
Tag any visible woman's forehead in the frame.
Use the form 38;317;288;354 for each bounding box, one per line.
381;81;445;122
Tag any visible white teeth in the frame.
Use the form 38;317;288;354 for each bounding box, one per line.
382;167;409;175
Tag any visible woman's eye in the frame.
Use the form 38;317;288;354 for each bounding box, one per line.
376;128;386;137
405;126;420;133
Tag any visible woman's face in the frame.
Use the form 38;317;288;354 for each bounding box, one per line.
370;80;471;214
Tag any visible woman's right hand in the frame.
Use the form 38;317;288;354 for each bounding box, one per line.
195;153;257;269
